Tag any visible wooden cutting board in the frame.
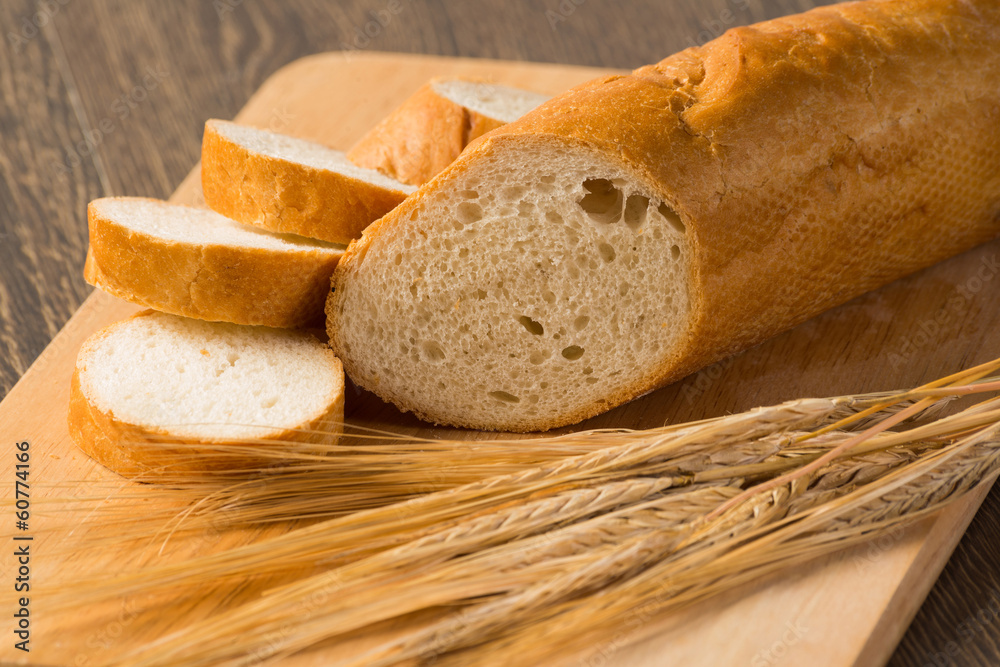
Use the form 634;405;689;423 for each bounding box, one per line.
1;51;997;666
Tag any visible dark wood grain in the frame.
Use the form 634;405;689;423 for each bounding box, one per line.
0;0;102;397
0;0;992;664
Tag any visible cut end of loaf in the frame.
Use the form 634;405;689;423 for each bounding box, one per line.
329;136;691;431
205;119;416;195
86;197;344;328
70;311;345;475
430;78;550;123
202;120;414;243
347;78;550;187
89;197;346;252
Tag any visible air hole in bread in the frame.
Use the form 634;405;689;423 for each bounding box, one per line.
226;352;238;365
518;316;544;335
573;315;590;331
562;345;584;361
502;185;527;201
529;350;551;365
261;397;278;409
489;390;520;404
624;194;649;231
598;243;616;262
671;245;681;260
579;178;624;224
540;175;556;184
421;341;446;362
658;202;686;234
394;253;403;265
458;190;479;199
456;202;483;225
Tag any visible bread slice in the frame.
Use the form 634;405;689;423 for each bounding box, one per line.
85;197;343;328
68;310;345;476
347;77;550;186
328;0;1000;432
201;119;416;244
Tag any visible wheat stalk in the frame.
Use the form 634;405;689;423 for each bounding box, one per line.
455;427;1000;667
44;387;963;552
111;433;950;667
44;396;842;609
40;361;1000;666
322;443;940;667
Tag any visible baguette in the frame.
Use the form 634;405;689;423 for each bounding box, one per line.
347;77;550;186
201;120;415;244
69;310;344;476
327;0;1000;432
85;197;342;328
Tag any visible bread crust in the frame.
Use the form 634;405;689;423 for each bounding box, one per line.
85;197;343;328
201;121;408;244
346;78;507;186
330;0;1000;431
68;311;345;477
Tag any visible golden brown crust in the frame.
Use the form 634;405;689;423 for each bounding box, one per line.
201;122;408;244
85;198;343;328
68;312;345;477
346;79;507;186
330;0;1000;431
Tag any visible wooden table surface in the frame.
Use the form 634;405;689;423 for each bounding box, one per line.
2;0;998;664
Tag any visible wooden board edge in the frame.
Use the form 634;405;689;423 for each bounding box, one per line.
853;482;994;666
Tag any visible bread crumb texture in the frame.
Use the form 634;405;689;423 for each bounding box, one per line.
78;311;342;440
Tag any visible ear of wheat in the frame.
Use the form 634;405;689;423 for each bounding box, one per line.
38;359;1000;666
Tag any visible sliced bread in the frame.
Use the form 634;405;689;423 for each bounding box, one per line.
327;0;1000;432
201;119;416;244
347;77;550;186
85;197;343;328
69;310;345;476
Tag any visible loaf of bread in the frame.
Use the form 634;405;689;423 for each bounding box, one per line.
201;120;415;244
68;310;344;476
328;0;1000;431
347;78;549;186
85;197;343;328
